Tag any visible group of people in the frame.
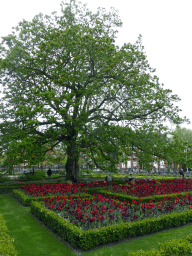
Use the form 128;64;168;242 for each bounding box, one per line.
49;169;185;184
124;174;134;181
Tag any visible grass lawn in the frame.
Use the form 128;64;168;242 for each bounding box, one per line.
1;193;192;256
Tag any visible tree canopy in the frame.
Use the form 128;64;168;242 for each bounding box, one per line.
0;0;186;178
169;127;192;170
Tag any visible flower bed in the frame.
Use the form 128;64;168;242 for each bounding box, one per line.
12;181;115;206
20;181;115;197
42;193;192;230
13;178;192;250
31;199;192;250
107;179;192;197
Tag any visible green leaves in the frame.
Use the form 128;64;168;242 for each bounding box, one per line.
0;1;186;174
169;127;192;169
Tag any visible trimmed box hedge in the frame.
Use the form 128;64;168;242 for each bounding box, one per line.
87;187;192;204
0;213;18;256
127;235;192;255
30;200;192;251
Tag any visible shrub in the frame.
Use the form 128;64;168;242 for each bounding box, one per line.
159;238;192;255
127;249;160;256
0;213;18;256
18;170;46;181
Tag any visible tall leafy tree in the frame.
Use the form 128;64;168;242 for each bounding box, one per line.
169;127;192;170
0;0;186;179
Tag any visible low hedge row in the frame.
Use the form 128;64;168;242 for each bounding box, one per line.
12;189;43;206
30;199;192;251
12;189;92;206
0;213;18;256
87;188;192;204
0;185;22;194
127;234;192;255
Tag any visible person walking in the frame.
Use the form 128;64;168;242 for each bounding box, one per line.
47;168;52;178
179;169;184;179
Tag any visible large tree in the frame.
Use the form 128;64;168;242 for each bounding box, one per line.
0;0;186;179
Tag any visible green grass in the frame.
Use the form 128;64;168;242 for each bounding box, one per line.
0;194;76;256
1;193;192;256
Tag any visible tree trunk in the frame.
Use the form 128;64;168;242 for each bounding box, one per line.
65;141;80;180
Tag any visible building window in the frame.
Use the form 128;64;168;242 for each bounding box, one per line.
160;161;164;168
127;161;131;168
153;162;158;168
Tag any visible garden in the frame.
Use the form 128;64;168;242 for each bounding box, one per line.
0;177;189;255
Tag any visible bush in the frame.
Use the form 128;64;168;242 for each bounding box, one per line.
127;238;192;255
186;233;192;242
18;170;46;181
158;238;192;255
127;249;160;256
0;213;18;256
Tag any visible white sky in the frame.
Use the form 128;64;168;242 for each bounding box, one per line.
0;0;192;130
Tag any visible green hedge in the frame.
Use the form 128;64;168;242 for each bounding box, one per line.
127;236;192;255
30;200;192;251
12;189;43;206
0;184;22;194
0;213;18;256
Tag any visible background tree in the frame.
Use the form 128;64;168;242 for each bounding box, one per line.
0;0;186;179
169;127;192;170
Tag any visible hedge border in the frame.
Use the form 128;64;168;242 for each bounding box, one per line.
87;187;192;203
127;234;192;255
30;199;192;251
0;213;18;256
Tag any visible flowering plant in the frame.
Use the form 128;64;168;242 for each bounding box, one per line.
43;192;192;230
109;179;192;197
20;181;115;197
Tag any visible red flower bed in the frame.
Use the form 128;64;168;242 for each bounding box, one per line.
20;181;115;197
43;193;192;230
109;179;192;197
19;179;192;230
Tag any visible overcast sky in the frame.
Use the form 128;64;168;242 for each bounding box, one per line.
1;0;192;130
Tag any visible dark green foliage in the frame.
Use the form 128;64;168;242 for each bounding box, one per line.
17;171;46;181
